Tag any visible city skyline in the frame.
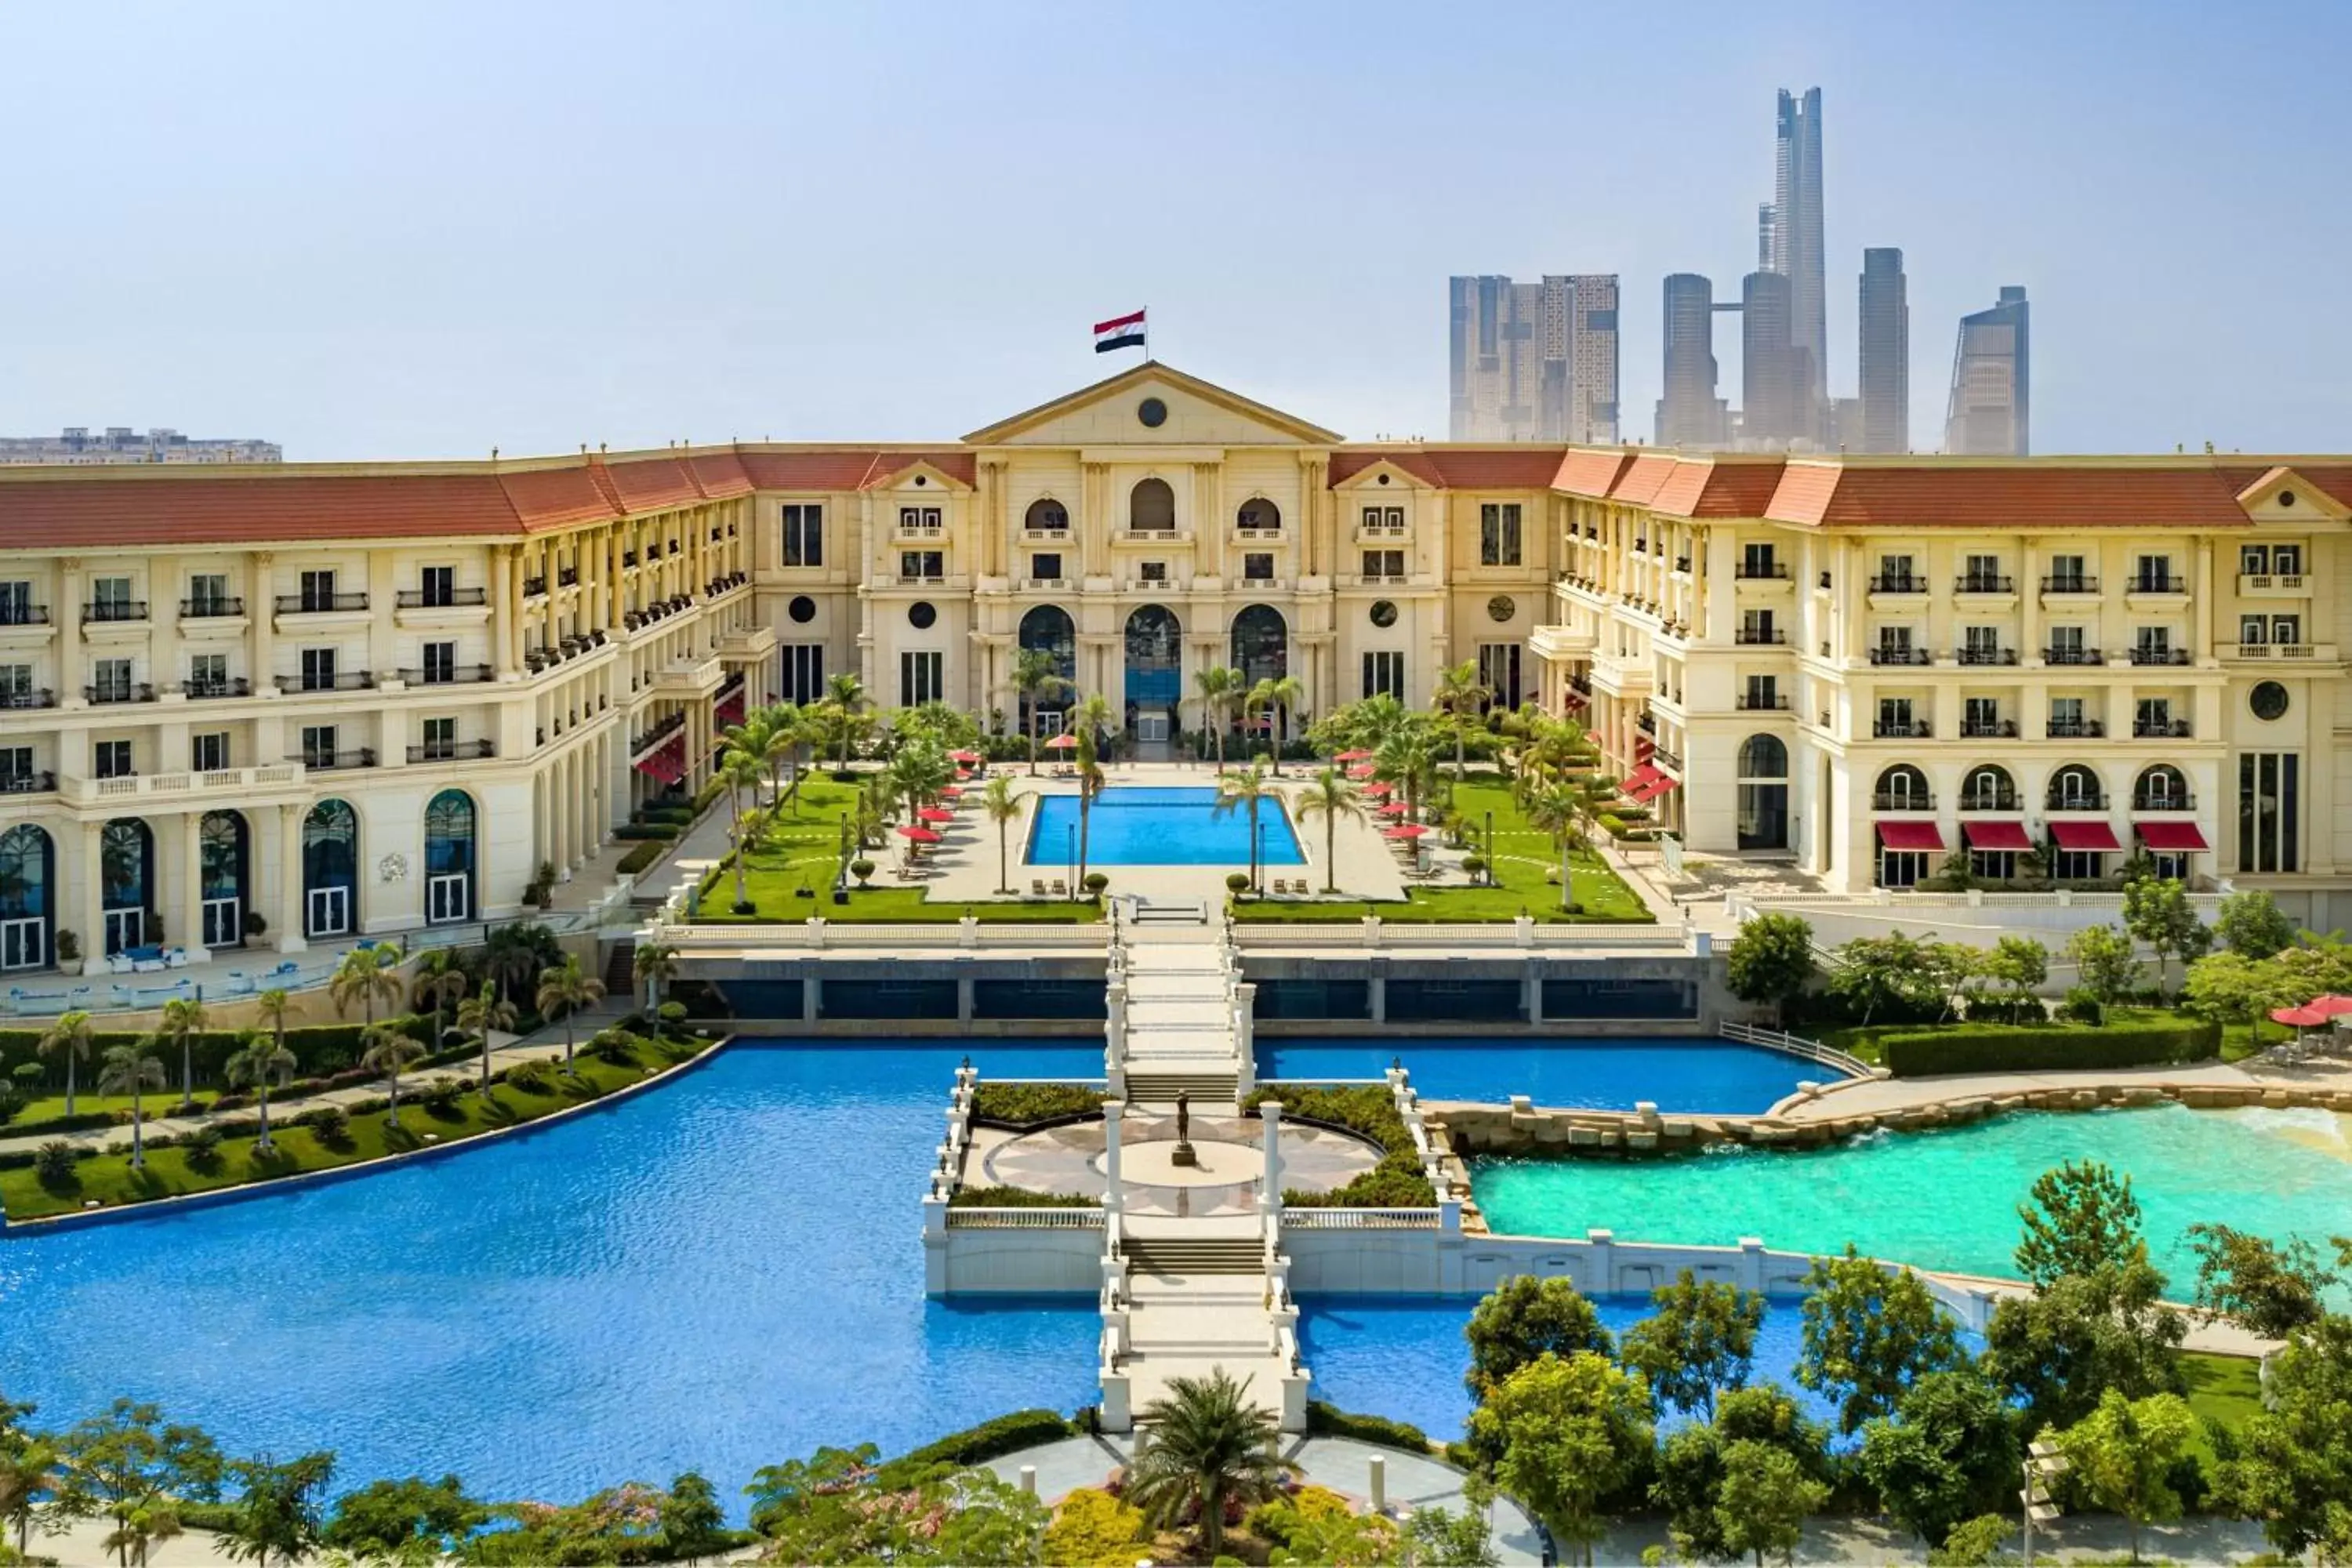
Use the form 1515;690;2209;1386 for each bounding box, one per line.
1446;273;1620;444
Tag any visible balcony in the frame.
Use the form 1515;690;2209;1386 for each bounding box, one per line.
1872;720;1931;739
1954;575;2016;595
275;592;370;615
84;600;150;624
1868;646;1932;666
396;587;489;609
1867;574;1928;598
0;688;56;710
1234;525;1283;543
2237;572;2307;597
1733;628;1787;646
1955;647;2018;666
292;749;378;771
62;764;305;808
524;576;549;598
1960;719;2020;739
706;572;750;597
2;770;55;794
85;682;157;706
1735;692;1791;710
1734;562;1791;581
631;710;687;757
2040;575;2100;597
2126;574;2187;597
652;657;724;696
558;566;580;587
0;604;49;627
2129;645;2190;666
396;663;494;686
1872;791;1936;811
1022;525;1070;543
2132;791;2196;812
408;739;496;763
180;676;253;701
2042;646;2104;666
893;520;946;541
1353;521;1408;543
283;670;376;692
717;624;777;660
2046;718;2106;739
1958;790;2020;813
1019;577;1069;593
1115;527;1189;546
2047;791;2107;812
179;597;245;619
2221;641;2336;662
2133;717;2192;739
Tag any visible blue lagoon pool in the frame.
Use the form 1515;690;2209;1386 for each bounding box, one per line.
1262;1037;1819;1113
1026;786;1305;866
0;1040;1103;1509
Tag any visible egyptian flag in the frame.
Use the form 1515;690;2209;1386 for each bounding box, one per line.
1094;308;1146;354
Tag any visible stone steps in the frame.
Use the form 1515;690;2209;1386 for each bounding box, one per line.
1123;1236;1263;1276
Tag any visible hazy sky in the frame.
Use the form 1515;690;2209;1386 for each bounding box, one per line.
5;0;2347;460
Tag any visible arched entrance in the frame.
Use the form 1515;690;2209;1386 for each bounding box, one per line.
303;799;359;938
1229;604;1288;688
1017;604;1077;735
424;789;476;924
1736;735;1789;851
0;823;53;970
1124;604;1181;746
100;818;154;954
199;811;248;948
1129;478;1175;532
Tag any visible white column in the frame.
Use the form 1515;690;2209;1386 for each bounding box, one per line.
78;820;104;972
1259;1099;1283;1216
275;804;307;953
179;812;207;957
1102;1098;1124;1214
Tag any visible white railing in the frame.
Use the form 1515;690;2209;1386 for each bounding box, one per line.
1719;1020;1868;1079
944;1207;1105;1229
1280;1208;1442;1229
1238;916;1687;952
653;917;1109;951
61;763;305;808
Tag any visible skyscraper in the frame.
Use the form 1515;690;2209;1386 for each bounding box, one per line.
1740;270;1802;446
1767;88;1828;441
1657;274;1724;447
1448;274;1619;441
1944;285;2031;456
1858;248;1909;453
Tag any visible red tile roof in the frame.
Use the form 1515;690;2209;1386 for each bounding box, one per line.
1764;463;2253;528
686;452;755;499
1552;450;1633;497
1419;448;1570;489
1609;453;1682;507
495;466;626;529
602;456;706;513
0;472;536;549
861;451;978;489
734;450;891;491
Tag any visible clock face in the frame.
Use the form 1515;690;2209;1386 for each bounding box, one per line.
1138;397;1167;429
1369;601;1398;629
1487;595;1516;623
2250;681;2288;721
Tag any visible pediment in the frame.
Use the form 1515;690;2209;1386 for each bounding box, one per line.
963;363;1342;448
1331;456;1439;492
2234;465;2352;526
866;457;971;495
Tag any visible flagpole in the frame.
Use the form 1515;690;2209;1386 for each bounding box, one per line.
1144;305;1152;363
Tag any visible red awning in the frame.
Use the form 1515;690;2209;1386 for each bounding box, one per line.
633;735;688;785
1624;764;1663;789
2050;819;2123;851
1878;821;1946;851
1964;819;2034;851
2135;819;2211;852
1627;775;1681;804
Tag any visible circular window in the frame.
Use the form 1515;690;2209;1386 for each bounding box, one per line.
1138;397;1167;428
908;601;938;630
1369;600;1399;629
2278;490;2297;508
1377;472;1391;486
1486;595;1516;623
913;474;927;487
787;595;817;624
2250;680;2289;721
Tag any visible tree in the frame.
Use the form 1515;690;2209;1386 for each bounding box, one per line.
1523;776;1613;914
1984;1259;2187;1431
49;1399;223;1568
1013;649;1072;776
1247;674;1305;775
154;996;207;1112
1467;1352;1652;1567
2016;1160;2145;1287
535;956;606;1071
456;982;518;1096
481;921;560;1010
2213;888;2298;960
1069;692;1112;896
1617;1269;1764;1418
1824;933;1936;1025
717;748;764;913
2064;924;2143;1005
2212;1312;2352;1560
2122;875;2212;998
1795;1246;1963;1434
409;948;470;1054
2054;1389;2195;1563
223;1029;296;1152
1195;665;1243;773
37;1009;96;1116
322;1473;487;1560
822;671;868;771
1928;1515;2020;1567
1432;660;1489;777
1724;914;1816;1024
1715;1439;1828;1566
1917;942;1984;1022
1405;1498;1498;1567
220;1451;334;1568
2187;1224;2340;1337
1212;758;1278;895
2180;949;2280;1037
982;775;1022;894
329;945;405;1029
1123;1369;1295;1559
96;1042;167;1170
360;1024;427;1130
1857;1366;2021;1548
1982;935;2050;1014
1294;767;1367;895
1464;1274;1615;1401
1650;1385;1828;1564
656;1470;727;1561
632;939;679;1011
0;1406;61;1561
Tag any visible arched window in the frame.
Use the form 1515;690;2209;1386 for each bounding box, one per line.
1875;764;1931;810
99;818;153;955
199;811;247;949
424;789;476;924
2135;764;2189;811
303;799;359;938
1129;477;1175;532
1737;735;1788;779
1236;497;1281;532
0;823;53;971
1016;604;1077;733
1023;497;1068;532
1123;605;1182;739
1960;765;2016;811
1736;735;1788;849
2047;764;2103;811
1229;604;1288;688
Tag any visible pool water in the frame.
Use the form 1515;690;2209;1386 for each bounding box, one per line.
0;1040;1103;1512
1025;787;1305;866
1473;1103;2352;1291
1263;1038;1820;1113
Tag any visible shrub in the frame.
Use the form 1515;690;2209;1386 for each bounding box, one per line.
1245;1486;1353;1548
586;1030;641;1066
1244;1085;1436;1208
33;1139;79;1182
949;1185;1097;1208
615;842;664;876
1083;871;1109;896
2057;989;2106;1025
851;858;876;884
1461;855;1486;880
883;1409;1075;1479
296;1105;351;1144
504;1061;557;1095
971;1083;1106;1127
1044;1487;1146;1567
612;823;681;841
1879;1018;2216;1077
1305;1402;1434;1452
183;1123;225;1171
1227;872;1252;895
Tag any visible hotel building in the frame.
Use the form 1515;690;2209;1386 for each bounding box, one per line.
0;363;2347;975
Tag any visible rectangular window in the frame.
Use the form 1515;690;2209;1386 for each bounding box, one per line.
0;582;31;625
1878;697;1915;736
2240;544;2270;574
1962;553;2002;591
2136;698;2173;738
1743;674;1780;710
423;641;456;683
1029;553;1063;582
192;731;230;772
2273;615;2302;645
1361;550;1404;580
299;648;337;691
299;726;338;768
2047;554;2089;593
94;739;133;779
92;576;135;615
2049;696;2085;736
780;644;825;705
1360;506;1406;534
2135;626;2172;661
781;503;823;568
1875;554;1916;591
1874;624;1910;657
2049;624;2085;655
185;573;230;615
0;746;32;786
1963;625;2001;659
1361;650;1406;700
898;650;945;706
417;717;456;760
2273;544;2303;575
2134;554;2174;592
187;652;229;696
0;665;31;701
1479;503;1523;566
899;506;943;532
1243;553;1275;581
2240;615;2268;645
898;551;943;580
299;569;336;611
1476;643;1523;708
1741;542;1777;578
91;657;134;702
2238;752;2301;874
1138;561;1167;583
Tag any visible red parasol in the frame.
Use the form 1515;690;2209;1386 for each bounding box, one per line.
949;749;982;762
2310;995;2352;1018
1382;823;1431;840
1376;802;1410;817
1347;763;1377;778
938;786;962;798
1334;749;1374;762
1361;781;1393;796
917;808;955;823
897;826;942;843
1044;733;1079;750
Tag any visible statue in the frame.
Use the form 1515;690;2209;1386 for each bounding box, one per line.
1170;1089;1199;1167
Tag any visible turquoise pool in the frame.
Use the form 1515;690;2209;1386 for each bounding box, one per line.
1473;1102;2352;1289
1025;786;1305;866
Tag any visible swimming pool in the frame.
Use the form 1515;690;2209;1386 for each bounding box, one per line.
1025;786;1305;866
0;1040;1103;1513
1472;1103;2352;1293
1263;1038;1821;1113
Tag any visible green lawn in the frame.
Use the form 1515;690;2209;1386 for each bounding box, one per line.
1237;779;1652;925
1;1036;713;1221
2178;1349;2264;1470
6;1088;223;1127
1815;1006;2216;1067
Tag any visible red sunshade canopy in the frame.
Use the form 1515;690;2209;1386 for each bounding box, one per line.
1638;775;1682;802
896;826;942;843
2049;819;2122;851
1348;764;1377;778
938;786;962;797
2134;820;2210;852
1964;819;2034;851
1361;781;1394;796
1625;764;1664;789
1044;733;1078;750
1383;823;1432;839
2311;995;2352;1018
1376;802;1410;816
949;749;982;762
2272;1003;2334;1027
917;808;955;822
1878;821;1946;851
1334;749;1373;761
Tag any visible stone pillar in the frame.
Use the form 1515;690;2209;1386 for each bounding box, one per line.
1259;1099;1283;1216
956;975;975;1022
1367;1454;1385;1515
1104;980;1127;1095
1525;959;1544;1024
275;803;307;952
78;820;104;972
491;548;515;678
1368;970;1386;1025
250;550;276;692
1232;981;1255;1093
1102;1098;1124;1214
179;812;206;956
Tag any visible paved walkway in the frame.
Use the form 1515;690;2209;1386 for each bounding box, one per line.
1777;1054;2352;1124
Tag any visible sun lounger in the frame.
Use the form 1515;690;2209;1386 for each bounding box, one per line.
1051;879;1068;896
1032;879;1047;895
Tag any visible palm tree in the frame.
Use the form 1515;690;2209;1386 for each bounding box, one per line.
223;1029;297;1152
483;921;557;1008
457;980;518;1094
410;948;470;1053
1011;648;1073;776
37;1009;96;1116
1246;674;1304;775
1195;665;1243;773
1123;1370;1295;1559
0;1436;60;1560
1293;768;1367;895
328;945;403;1029
1069;693;1112;895
718;749;765;913
822;672;868;771
252;985;292;1072
360;1023;427;1129
761;702;809;812
1525;775;1616;914
1212;758;1278;894
97;1040;167;1169
1374;724;1439;824
535;956;607;1070
1432;660;1490;778
631;939;679;1013
982;775;1022;894
154;995;207;1112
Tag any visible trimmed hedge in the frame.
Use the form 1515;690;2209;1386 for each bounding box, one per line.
883;1408;1076;1478
612;823;681;841
1305;1401;1435;1454
1880;1017;2220;1077
615;841;665;875
948;1184;1096;1208
1243;1083;1436;1209
971;1083;1105;1127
